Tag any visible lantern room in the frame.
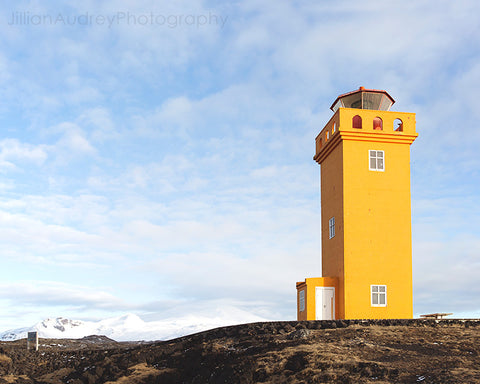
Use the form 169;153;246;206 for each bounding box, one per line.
330;86;395;113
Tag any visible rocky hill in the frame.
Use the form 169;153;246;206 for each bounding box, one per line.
0;319;479;383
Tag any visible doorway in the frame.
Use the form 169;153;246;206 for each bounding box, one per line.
315;287;335;320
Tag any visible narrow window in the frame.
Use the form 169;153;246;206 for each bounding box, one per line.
329;217;335;239
394;118;403;132
373;117;383;130
371;285;387;307
369;150;384;171
332;121;336;133
352;115;362;129
299;290;305;312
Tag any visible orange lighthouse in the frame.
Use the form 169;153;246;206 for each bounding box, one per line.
297;87;417;320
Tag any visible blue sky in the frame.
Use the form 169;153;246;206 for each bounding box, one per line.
0;0;479;329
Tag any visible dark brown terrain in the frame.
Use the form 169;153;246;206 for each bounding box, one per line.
0;319;479;383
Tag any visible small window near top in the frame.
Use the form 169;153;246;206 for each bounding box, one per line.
332;121;336;133
394;118;403;132
352;115;362;129
373;117;383;130
369;150;384;171
299;290;305;312
371;285;387;307
329;217;335;239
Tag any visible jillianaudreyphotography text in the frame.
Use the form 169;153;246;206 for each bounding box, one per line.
7;10;228;28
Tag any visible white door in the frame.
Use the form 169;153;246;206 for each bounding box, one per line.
315;287;335;320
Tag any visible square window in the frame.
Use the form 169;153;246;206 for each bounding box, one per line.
329;217;335;239
371;285;387;307
369;150;385;171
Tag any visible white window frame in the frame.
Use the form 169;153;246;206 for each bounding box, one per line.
371;285;387;307
299;290;305;312
329;217;335;239
369;150;385;171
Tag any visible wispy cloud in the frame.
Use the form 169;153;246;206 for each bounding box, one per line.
0;139;48;170
0;281;128;310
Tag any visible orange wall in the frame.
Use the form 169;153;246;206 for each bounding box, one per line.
320;141;346;319
342;138;413;319
312;107;417;320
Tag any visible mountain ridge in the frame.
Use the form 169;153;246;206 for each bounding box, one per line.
0;308;268;342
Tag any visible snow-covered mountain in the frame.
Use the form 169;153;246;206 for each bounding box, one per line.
0;308;268;342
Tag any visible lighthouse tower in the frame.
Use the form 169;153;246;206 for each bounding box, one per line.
296;87;417;320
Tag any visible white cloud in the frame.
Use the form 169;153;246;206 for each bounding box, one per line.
0;139;48;169
37;122;97;167
413;194;480;315
79;107;118;142
55;123;96;154
414;235;480;315
0;281;131;311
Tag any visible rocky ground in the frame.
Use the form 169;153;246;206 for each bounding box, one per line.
0;319;479;383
